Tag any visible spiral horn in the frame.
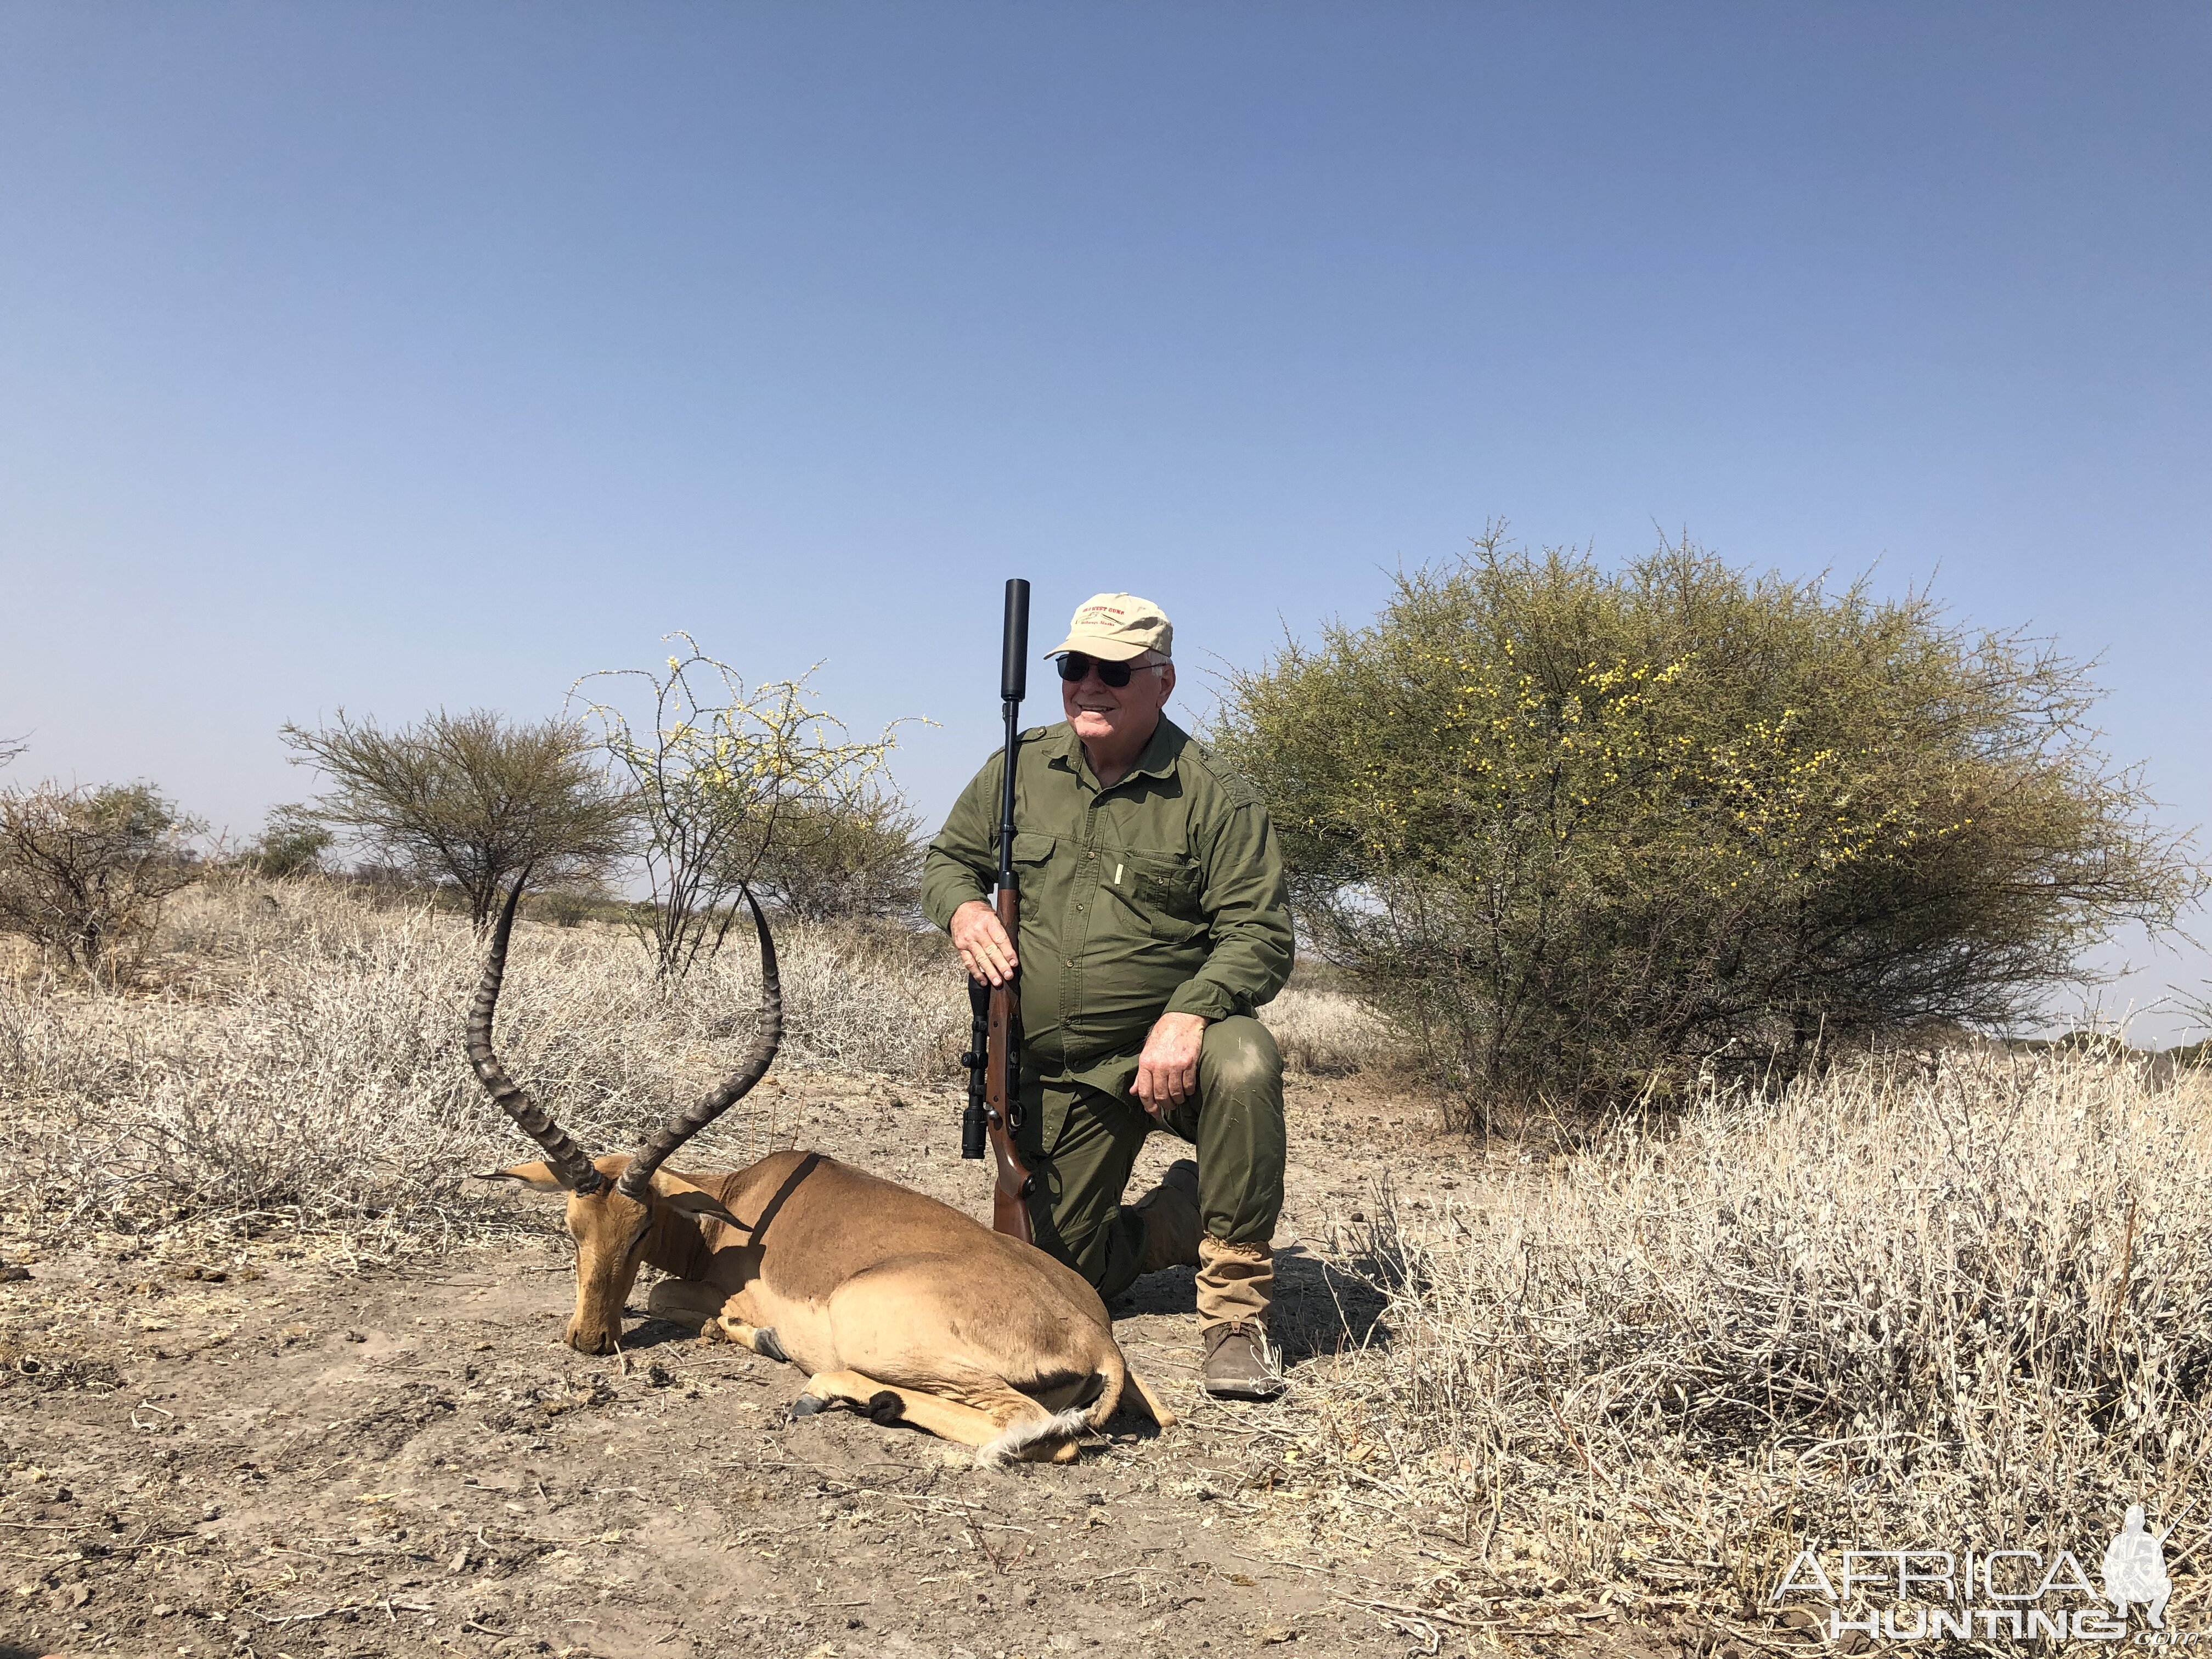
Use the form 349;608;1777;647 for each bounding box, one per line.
617;887;782;1200
466;872;606;1193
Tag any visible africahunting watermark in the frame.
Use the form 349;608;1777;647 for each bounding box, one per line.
1773;1505;2192;1644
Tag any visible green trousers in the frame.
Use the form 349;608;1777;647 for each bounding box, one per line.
1019;1014;1285;1301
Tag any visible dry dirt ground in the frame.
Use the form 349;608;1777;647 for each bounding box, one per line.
1;1075;1681;1659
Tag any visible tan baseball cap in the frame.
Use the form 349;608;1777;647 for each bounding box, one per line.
1045;592;1173;662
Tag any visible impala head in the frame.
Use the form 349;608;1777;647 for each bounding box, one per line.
478;1155;750;1353
466;876;781;1356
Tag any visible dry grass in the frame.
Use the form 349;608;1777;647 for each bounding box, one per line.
9;875;2204;1643
0;878;1390;1249
1256;1053;2212;1635
0;876;966;1245
1257;986;1403;1075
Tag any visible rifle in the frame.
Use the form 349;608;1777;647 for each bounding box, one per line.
962;578;1035;1242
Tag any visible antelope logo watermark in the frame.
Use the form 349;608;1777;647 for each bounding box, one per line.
1771;1505;2192;1645
2107;1505;2176;1630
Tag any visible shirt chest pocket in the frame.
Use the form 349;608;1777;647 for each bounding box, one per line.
1106;850;1206;943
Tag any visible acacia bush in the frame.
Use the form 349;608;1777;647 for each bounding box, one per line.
1214;533;2202;1114
0;781;205;980
574;636;904;977
281;708;632;933
749;791;926;922
235;802;334;879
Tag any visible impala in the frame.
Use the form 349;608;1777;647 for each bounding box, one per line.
466;881;1171;1466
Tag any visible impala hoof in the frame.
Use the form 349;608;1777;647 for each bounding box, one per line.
753;1327;789;1363
789;1393;827;1419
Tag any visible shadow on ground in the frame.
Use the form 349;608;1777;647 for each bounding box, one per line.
1272;1245;1392;1364
611;1315;703;1351
1110;1244;1391;1367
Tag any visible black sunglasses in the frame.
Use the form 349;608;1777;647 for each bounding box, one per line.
1056;652;1156;687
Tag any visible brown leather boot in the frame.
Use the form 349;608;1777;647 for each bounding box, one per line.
1131;1159;1201;1275
1202;1322;1282;1400
1197;1237;1284;1400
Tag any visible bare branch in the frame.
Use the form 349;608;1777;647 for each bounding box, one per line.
571;635;915;976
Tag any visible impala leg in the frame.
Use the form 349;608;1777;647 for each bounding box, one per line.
644;1280;727;1333
1125;1368;1178;1429
798;1370;1081;1464
795;1370;1091;1468
794;1369;1004;1444
713;1314;792;1362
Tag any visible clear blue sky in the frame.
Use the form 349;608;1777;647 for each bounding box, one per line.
4;4;2206;1034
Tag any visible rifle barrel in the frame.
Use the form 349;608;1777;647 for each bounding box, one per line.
966;577;1030;1173
1001;578;1030;701
997;578;1029;889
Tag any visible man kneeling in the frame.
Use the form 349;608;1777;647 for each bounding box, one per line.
923;591;1293;1398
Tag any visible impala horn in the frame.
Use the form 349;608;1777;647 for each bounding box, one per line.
617;887;783;1201
466;871;607;1194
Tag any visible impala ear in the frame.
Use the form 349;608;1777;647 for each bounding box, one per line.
654;1176;746;1231
474;1161;568;1194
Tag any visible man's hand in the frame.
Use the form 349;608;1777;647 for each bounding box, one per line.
1133;1012;1207;1118
952;899;1018;986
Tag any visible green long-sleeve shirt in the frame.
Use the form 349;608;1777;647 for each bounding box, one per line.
922;716;1294;1094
